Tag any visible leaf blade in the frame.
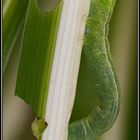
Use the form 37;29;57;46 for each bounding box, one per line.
3;0;29;72
15;0;63;118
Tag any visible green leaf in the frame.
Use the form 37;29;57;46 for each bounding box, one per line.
3;0;29;72
15;0;63;118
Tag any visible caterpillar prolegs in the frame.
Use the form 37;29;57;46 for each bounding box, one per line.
68;0;119;140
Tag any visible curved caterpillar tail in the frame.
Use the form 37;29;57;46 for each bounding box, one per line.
68;0;119;140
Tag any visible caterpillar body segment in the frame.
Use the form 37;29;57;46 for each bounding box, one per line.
68;0;119;139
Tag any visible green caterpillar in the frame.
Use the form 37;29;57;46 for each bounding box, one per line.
68;0;119;140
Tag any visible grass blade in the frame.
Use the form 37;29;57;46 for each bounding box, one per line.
3;0;28;72
15;0;63;118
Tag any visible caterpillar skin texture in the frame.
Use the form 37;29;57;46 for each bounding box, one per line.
68;0;119;140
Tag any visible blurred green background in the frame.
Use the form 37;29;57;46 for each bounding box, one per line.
3;0;138;140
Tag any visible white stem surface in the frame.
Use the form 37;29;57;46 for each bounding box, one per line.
42;0;90;140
